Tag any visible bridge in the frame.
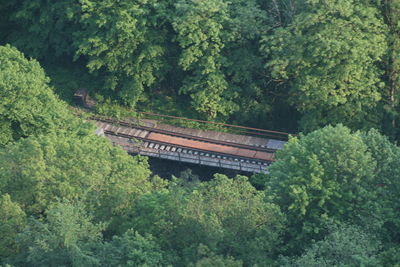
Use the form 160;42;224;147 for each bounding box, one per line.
92;115;290;174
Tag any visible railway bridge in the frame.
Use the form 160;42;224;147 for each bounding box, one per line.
92;115;289;174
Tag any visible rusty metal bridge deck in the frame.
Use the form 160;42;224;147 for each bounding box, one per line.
93;116;288;174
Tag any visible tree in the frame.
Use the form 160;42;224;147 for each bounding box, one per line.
280;223;381;267
221;0;274;127
173;0;237;119
11;201;104;267
188;244;242;267
2;0;79;58
3;0;168;108
265;125;376;249
378;245;400;267
382;0;400;138
0;194;26;261
362;129;400;243
99;229;165;266
127;174;285;266
0;45;79;146
264;0;388;131
0;131;156;227
73;0;167;107
0;0;16;44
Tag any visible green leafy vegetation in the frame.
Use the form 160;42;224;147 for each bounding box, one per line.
3;0;399;135
255;125;400;254
264;0;388;130
265;125;377;246
125;174;285;266
0;45;78;146
1;0;400;265
0;194;26;260
280;223;381;267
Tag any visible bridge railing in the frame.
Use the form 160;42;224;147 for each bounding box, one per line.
73;89;294;141
139;112;293;141
112;142;269;174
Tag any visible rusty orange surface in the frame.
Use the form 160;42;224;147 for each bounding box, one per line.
147;132;273;161
255;151;274;161
236;149;257;158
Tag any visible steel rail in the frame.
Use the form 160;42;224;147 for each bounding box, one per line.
93;116;280;153
139;111;295;138
103;129;274;164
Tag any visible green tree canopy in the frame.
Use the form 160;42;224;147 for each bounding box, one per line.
0;194;26;262
188;244;242;267
0;131;156;226
0;44;80;146
382;0;400;138
264;0;388;130
11;201;104;267
173;0;237;119
221;0;273;127
73;0;166;107
9;201;169;267
362;129;400;243
4;0;79;58
281;223;381;267
99;229;165;267
265;124;376;247
127;174;285;266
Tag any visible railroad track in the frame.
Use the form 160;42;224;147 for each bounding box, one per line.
93;116;275;172
104;128;272;167
92;116;279;153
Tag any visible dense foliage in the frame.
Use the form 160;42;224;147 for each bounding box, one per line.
125;174;285;266
1;0;400;265
256;124;400;261
264;0;387;130
0;45;78;146
2;0;399;136
280;223;381;267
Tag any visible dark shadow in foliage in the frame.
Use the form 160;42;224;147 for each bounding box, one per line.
124;174;285;266
279;222;381;267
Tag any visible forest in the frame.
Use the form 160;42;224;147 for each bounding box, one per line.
0;0;400;266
